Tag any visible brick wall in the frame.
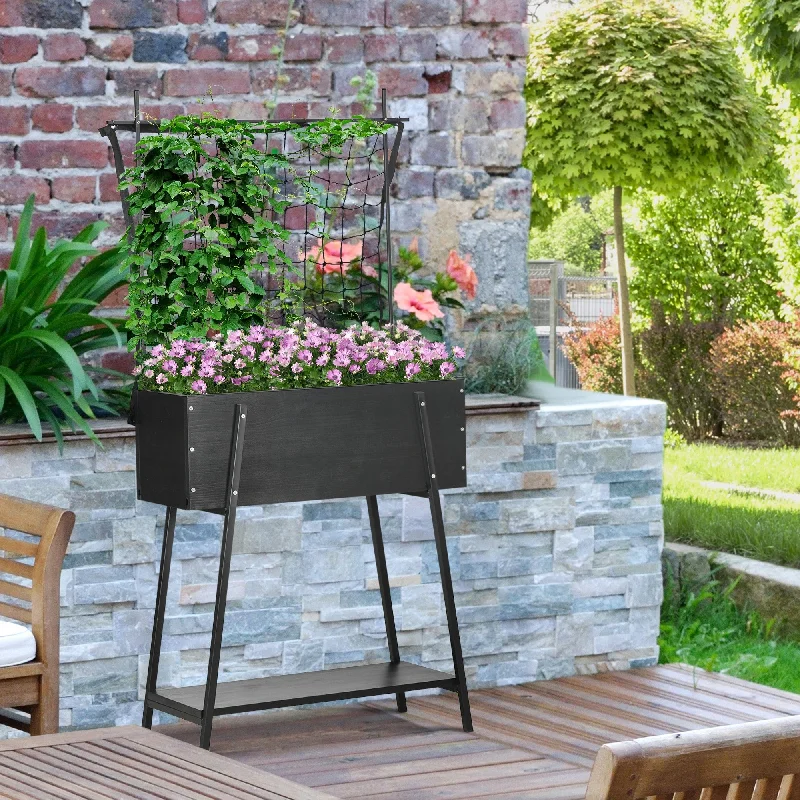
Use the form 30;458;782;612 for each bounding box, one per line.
0;0;532;367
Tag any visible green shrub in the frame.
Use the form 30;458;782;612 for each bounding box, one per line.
0;196;129;447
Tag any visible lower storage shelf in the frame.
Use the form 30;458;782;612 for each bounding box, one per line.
148;661;458;720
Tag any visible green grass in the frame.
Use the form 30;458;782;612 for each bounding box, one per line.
664;443;800;568
660;575;800;693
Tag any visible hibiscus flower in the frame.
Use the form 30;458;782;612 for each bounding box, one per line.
446;250;478;300
306;238;364;274
394;283;444;322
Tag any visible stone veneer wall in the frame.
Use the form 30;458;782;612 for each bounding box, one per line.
0;386;665;731
0;0;531;372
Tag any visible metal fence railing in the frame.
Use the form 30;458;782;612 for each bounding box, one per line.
529;260;618;389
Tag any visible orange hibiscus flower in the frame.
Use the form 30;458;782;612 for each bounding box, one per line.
307;239;363;274
394;282;444;322
446;250;478;300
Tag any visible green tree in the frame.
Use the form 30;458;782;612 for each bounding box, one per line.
740;0;800;92
528;192;614;275
524;0;772;395
628;181;783;325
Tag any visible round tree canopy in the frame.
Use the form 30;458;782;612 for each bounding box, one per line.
741;0;800;92
524;0;773;211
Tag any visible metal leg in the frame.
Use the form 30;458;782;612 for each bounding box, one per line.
366;495;406;713
199;404;248;750
142;506;177;729
414;392;473;733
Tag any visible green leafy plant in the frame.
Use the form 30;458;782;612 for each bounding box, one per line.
740;0;800;92
524;0;772;395
120;113;392;350
628;181;782;326
0;195;129;447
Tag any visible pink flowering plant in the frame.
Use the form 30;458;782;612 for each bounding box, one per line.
134;319;465;395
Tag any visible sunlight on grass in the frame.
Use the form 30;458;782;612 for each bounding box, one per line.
664;444;800;567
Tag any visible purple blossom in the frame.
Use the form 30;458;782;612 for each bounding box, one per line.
297;349;313;363
155;373;168;385
316;353;330;366
439;361;455;377
326;369;342;385
366;358;385;375
333;353;351;368
162;359;178;374
151;344;165;358
190;379;207;394
144;369;155;378
405;363;421;379
452;346;466;359
291;363;303;373
241;344;256;359
213;375;225;385
221;353;234;363
181;364;194;377
234;358;246;370
198;364;214;378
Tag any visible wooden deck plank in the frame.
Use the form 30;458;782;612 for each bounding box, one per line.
152;664;800;800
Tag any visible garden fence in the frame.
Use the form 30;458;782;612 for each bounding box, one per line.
529;259;618;389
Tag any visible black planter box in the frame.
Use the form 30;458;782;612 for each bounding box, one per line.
135;379;467;509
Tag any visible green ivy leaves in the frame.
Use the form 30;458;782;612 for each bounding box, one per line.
120;113;392;350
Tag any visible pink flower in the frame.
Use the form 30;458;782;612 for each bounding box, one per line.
162;359;178;374
213;374;225;384
440;361;455;377
394;283;444;322
405;363;421;379
144;369;155;378
291;363;304;373
361;263;378;278
366;358;385;375
234;358;246;369
308;238;364;274
297;349;313;363
198;364;214;378
151;344;165;358
155;373;168;385
446;250;478;300
181;364;194;377
453;346;466;359
316;353;330;366
326;369;342;385
191;379;207;394
241;344;256;359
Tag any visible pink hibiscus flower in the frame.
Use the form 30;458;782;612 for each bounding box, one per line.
394;283;444;322
446;250;478;300
307;238;363;274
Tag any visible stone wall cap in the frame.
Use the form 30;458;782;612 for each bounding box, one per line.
524;380;666;412
465;394;540;414
0;417;135;447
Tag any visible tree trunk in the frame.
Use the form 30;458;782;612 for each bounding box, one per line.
613;185;636;396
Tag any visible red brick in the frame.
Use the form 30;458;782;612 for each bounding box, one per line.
0;176;49;205
90;0;177;28
52;175;96;203
178;0;206;22
182;101;230;116
76;105;129;132
0;142;15;169
464;0;526;23
19;140;109;169
99;284;128;309
87;34;134;61
490;98;526;130
11;211;100;240
0;70;10;96
44;33;86;61
163;68;249;97
32;103;74;133
99;172;120;202
399;31;437;61
227;34;279;62
424;65;452;94
378;66;428;97
101;349;135;374
0;251;11;269
0;107;30;136
271;102;309;120
252;65;330;96
0;216;8;241
16;67;106;99
326;35;363;64
492;26;528;58
187;32;228;60
284;32;323;61
386;0;459;26
0;0;83;27
365;32;398;63
111;68;162;99
0;35;39;64
215;0;292;24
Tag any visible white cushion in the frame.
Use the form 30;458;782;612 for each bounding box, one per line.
0;619;36;667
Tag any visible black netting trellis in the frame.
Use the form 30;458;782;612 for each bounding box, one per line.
100;104;404;348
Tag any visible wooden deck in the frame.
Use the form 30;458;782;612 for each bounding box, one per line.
159;664;800;800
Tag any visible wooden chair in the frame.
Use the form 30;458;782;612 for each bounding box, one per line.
0;493;74;735
586;715;800;800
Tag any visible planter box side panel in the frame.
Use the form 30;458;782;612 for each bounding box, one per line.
136;391;189;508
184;380;466;508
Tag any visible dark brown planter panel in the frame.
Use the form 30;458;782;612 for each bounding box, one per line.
135;379;467;509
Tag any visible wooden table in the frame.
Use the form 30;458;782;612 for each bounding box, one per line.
0;725;336;800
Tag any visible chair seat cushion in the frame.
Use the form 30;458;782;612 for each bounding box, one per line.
0;619;36;667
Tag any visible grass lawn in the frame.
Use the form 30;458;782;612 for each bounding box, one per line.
660;577;800;694
664;443;800;567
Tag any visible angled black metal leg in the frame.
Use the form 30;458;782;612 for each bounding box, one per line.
366;495;407;713
199;404;247;750
414;392;473;733
142;505;177;729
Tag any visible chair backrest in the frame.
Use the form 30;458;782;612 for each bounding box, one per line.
585;715;800;800
0;493;74;665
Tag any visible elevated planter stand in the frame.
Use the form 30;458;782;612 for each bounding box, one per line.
138;379;473;749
